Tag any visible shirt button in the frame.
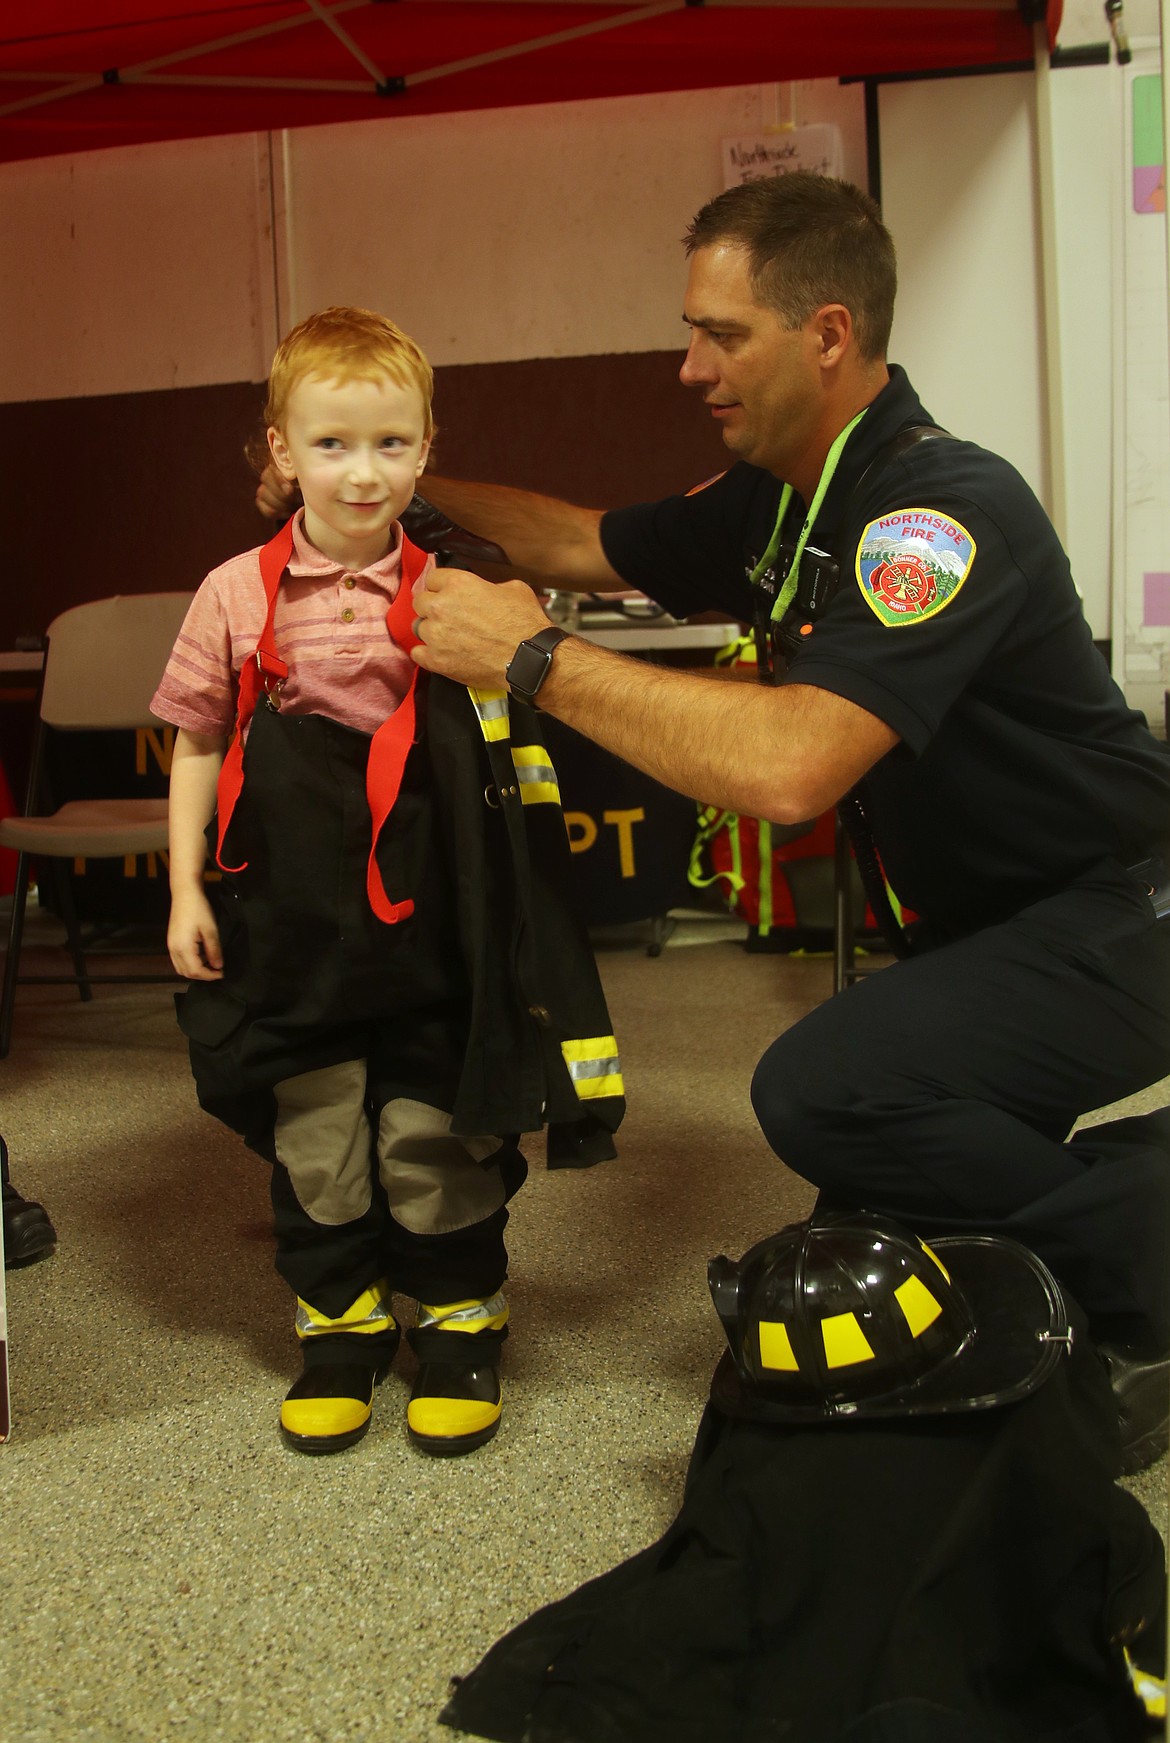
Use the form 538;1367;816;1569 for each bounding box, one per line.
343;576;356;589
341;607;355;623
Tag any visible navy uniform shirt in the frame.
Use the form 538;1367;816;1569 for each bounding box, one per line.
600;367;1170;937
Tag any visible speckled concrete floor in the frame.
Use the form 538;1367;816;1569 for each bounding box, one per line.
1;912;1166;1743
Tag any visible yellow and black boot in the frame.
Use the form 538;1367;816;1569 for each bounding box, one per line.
406;1292;509;1457
280;1279;400;1455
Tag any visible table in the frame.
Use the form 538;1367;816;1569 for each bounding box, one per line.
573;617;738;654
541;616;740;934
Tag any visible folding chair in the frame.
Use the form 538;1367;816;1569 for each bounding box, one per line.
0;592;193;1058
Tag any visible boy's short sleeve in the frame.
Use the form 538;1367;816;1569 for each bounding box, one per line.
150;565;246;737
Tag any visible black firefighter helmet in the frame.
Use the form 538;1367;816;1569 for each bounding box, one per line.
708;1208;1073;1425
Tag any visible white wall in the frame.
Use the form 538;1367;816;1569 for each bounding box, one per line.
1;48;1163;698
881;45;1169;682
0;133;276;402
883;70;1047;494
283;79;866;366
882;63;1120;637
0;79;866;403
1113;43;1170;722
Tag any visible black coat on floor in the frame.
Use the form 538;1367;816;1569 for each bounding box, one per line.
441;1328;1164;1743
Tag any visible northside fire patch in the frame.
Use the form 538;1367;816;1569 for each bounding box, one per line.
856;509;976;627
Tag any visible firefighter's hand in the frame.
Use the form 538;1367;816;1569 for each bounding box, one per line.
256;462;299;521
168;888;224;981
411;567;550;689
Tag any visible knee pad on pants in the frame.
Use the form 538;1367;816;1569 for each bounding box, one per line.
377;1097;508;1236
274;1059;372;1225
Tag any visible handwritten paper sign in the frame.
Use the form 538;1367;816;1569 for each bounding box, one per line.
721;124;843;190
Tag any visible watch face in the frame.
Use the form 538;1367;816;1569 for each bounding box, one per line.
506;640;551;702
506;628;565;703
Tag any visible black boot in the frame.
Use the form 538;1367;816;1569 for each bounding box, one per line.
280;1280;400;1455
1;1136;57;1268
406;1293;509;1456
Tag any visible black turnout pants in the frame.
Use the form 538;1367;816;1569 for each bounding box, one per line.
179;706;522;1324
751;857;1170;1349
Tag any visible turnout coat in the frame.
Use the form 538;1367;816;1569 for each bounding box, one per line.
177;520;624;1167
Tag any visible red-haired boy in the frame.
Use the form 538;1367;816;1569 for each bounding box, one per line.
153;307;621;1458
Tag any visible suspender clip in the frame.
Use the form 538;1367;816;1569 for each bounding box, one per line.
256;648;288;710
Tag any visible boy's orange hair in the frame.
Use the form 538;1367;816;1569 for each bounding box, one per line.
265;305;435;441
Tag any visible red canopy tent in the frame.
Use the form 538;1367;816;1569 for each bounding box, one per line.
1;0;1060;167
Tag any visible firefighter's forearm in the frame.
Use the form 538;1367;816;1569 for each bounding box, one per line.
419;476;623;592
538;645;895;824
411;566;896;821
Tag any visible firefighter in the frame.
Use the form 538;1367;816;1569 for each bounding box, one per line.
400;177;1170;1474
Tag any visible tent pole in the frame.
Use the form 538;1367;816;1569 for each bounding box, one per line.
862;79;882;204
1031;21;1068;547
275;131;297;336
254;133;282;370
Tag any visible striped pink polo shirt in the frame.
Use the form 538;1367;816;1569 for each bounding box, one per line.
151;510;431;739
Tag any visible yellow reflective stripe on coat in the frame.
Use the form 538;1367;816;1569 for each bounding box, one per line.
1124;1650;1166;1720
468;686;510;742
511;742;561;805
561;1036;624;1100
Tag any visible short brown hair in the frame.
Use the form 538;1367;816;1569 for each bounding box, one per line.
684;175;897;362
265;305;434;440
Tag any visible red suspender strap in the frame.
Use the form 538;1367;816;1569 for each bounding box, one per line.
214;519;293;875
213;520;429;930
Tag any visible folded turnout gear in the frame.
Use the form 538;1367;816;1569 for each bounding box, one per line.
440;1211;1166;1743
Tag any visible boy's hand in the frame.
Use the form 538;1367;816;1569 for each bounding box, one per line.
168;888;225;981
256;462;299;521
411;568;550;689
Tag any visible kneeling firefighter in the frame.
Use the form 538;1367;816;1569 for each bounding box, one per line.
441;1209;1167;1742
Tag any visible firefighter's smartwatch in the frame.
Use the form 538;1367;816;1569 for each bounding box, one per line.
505;625;569;707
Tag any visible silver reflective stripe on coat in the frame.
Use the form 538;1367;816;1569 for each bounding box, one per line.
561;1036;624;1101
468;687;510;742
512;743;560;805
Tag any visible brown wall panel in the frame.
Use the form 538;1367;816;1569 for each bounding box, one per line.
1;350;727;653
429;350;727;505
1;379;267;652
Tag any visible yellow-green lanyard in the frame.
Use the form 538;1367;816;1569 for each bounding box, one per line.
749;408;868;622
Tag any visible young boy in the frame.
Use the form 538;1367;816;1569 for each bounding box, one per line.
152;307;622;1458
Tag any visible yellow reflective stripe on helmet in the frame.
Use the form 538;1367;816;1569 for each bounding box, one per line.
758;1320;799;1372
920;1239;951;1283
1124;1650;1166;1720
895;1273;943;1338
511;742;561;805
821;1311;876;1369
561;1036;624;1100
468;686;511;743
